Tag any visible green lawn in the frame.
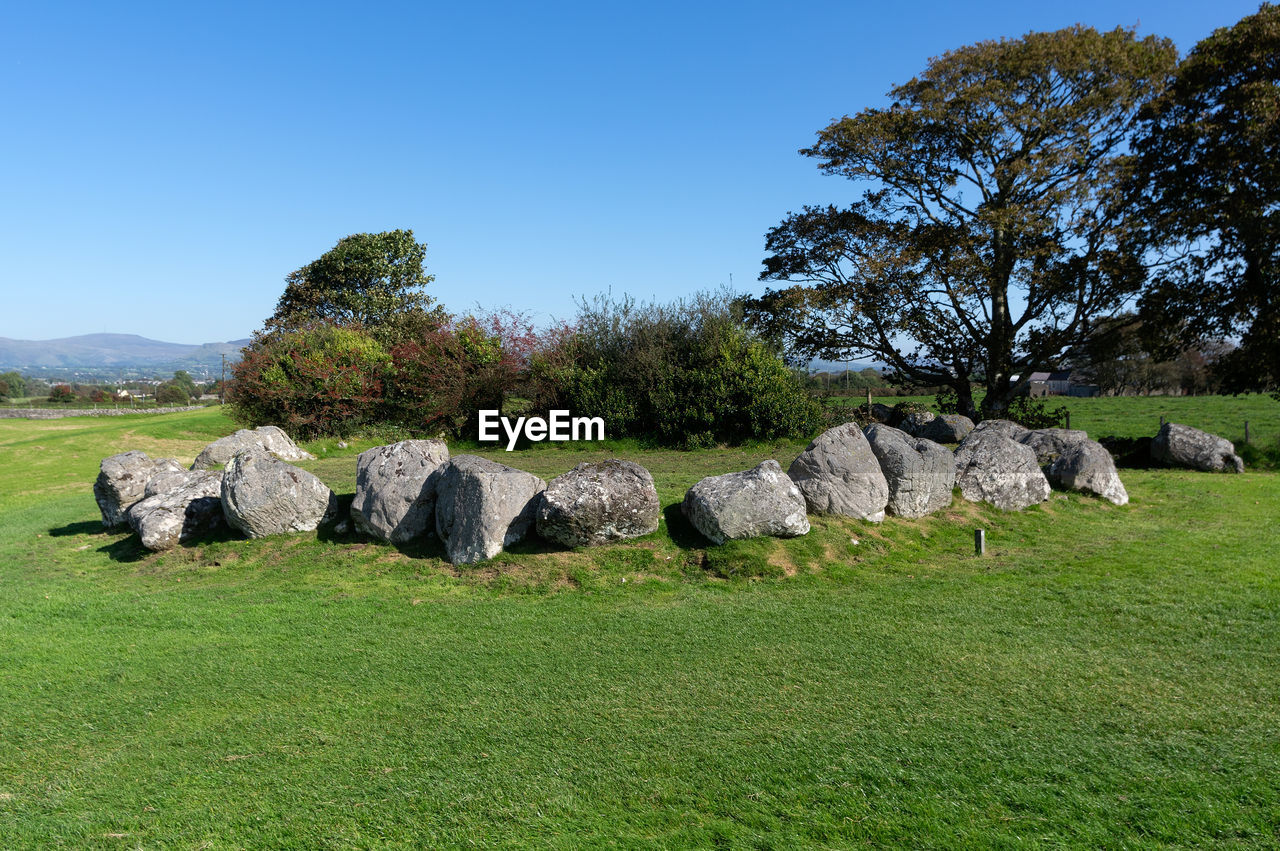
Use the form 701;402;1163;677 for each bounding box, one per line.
1;406;1278;847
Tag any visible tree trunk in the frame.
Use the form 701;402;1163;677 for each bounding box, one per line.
954;380;979;421
982;381;1015;419
984;235;1015;420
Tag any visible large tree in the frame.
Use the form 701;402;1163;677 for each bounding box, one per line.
744;26;1177;418
266;229;445;344
1129;4;1279;396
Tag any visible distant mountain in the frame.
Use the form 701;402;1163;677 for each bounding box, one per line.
0;333;250;379
808;358;884;373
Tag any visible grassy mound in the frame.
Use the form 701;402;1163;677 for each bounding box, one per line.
1;405;1277;846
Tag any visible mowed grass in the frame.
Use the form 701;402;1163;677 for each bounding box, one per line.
1;405;1278;847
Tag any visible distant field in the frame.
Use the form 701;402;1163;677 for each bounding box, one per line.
1;407;1278;846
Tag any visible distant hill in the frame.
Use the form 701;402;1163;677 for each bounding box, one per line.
0;334;250;379
808;358;884;373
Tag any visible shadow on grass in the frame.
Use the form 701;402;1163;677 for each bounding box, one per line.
315;492;454;562
390;536;450;561
663;501;711;550
98;535;149;563
49;520;105;537
501;535;563;557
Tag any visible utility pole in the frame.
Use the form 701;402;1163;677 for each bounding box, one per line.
220;354;226;405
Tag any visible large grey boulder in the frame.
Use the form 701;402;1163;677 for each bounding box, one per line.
93;451;185;528
953;431;1050;511
350;440;449;543
787;423;889;521
899;410;937;437
1048;441;1129;506
683;460;809;545
970;419;1030;442
536;459;660;548
1152;423;1244;473
864;424;956;518
434;455;547;564
144;468;200;499
192;426;314;470
126;470;227;551
918;414;975;444
221;448;337;538
1017;428;1090;466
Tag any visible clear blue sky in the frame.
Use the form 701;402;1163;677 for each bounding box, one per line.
1;0;1263;343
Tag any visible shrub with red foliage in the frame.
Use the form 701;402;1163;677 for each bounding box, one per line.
385;311;533;437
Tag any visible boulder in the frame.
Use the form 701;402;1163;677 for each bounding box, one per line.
1151;423;1244;473
918;414;975;444
126;470;227;551
969;419;1030;442
1048;441;1129;506
899;410;937;437
220;448;337;538
787;423;889;521
192;426;314;470
864;424;955;518
1016;428;1090;466
144;468;199;498
683;460;809;545
350;440;450;543
93;450;185;528
434;455;547;564
536;459;660;547
953;431;1050;511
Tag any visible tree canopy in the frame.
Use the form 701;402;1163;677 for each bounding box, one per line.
266;230;445;344
0;371;24;401
744;26;1177;418
171;370;199;399
1129;3;1280;396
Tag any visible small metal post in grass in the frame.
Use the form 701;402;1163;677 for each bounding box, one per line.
1065;410;1071;429
1245;421;1251;445
975;529;986;556
1160;415;1165;428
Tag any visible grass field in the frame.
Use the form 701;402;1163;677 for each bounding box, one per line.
1;402;1278;846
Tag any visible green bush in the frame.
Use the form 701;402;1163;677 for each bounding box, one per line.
229;323;389;439
528;293;821;448
1005;395;1069;430
155;384;189;405
889;400;929;427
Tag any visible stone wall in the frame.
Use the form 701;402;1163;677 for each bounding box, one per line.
0;405;209;420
